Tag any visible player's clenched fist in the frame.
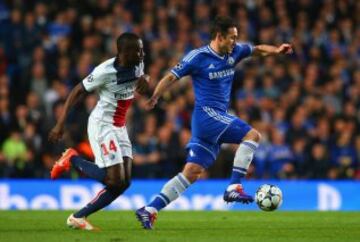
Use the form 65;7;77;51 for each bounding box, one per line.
276;43;293;54
136;74;150;95
48;124;64;143
145;96;158;110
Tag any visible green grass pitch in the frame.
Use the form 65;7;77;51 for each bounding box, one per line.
0;211;359;242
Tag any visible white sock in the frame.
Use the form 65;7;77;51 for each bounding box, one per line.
234;140;259;171
146;173;191;212
228;140;259;189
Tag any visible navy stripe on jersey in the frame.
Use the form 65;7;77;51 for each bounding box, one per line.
113;58;138;84
116;69;138;84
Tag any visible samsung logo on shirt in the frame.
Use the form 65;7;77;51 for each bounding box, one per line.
208;69;235;80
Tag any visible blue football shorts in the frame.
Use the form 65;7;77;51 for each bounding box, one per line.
186;106;252;169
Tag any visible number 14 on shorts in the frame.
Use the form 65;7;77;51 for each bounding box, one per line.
101;140;117;156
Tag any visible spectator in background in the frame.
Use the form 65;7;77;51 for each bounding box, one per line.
0;47;7;75
30;61;48;99
1;129;33;178
26;91;45;128
267;129;294;178
0;95;12;144
291;137;309;178
286;107;310;145
2;130;27;163
331;131;357;179
156;123;182;178
354;136;360;180
307;143;330;179
14;105;29;132
133;113;160;178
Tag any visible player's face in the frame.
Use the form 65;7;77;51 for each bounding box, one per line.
125;39;145;66
219;27;238;54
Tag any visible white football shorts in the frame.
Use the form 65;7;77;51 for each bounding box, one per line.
87;115;133;168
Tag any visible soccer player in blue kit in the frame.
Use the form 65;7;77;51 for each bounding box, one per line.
136;16;293;229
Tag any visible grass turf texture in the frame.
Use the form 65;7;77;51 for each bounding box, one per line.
0;211;359;242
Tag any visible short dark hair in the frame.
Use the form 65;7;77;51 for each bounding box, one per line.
116;32;140;53
210;16;237;40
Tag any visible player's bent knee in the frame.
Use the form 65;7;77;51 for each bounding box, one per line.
106;178;131;193
104;163;129;188
245;129;262;142
253;129;262;142
104;174;120;187
104;175;125;190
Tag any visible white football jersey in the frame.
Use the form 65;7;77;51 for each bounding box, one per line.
82;57;144;127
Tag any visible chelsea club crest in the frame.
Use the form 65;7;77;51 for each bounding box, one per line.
227;57;235;65
175;63;183;70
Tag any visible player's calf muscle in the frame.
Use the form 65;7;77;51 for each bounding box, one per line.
182;163;204;183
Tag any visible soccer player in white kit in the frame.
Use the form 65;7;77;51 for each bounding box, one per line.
48;33;148;230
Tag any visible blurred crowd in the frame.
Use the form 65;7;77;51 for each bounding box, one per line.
0;0;360;180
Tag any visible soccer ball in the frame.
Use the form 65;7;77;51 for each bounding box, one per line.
255;184;283;211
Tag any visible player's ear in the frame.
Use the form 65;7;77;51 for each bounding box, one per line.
217;32;227;42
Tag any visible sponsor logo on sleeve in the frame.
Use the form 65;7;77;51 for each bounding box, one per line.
87;74;94;82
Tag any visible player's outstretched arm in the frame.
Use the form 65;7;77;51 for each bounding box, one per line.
146;72;178;109
252;43;293;57
48;83;86;142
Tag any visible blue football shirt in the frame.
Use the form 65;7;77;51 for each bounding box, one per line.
171;43;253;111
